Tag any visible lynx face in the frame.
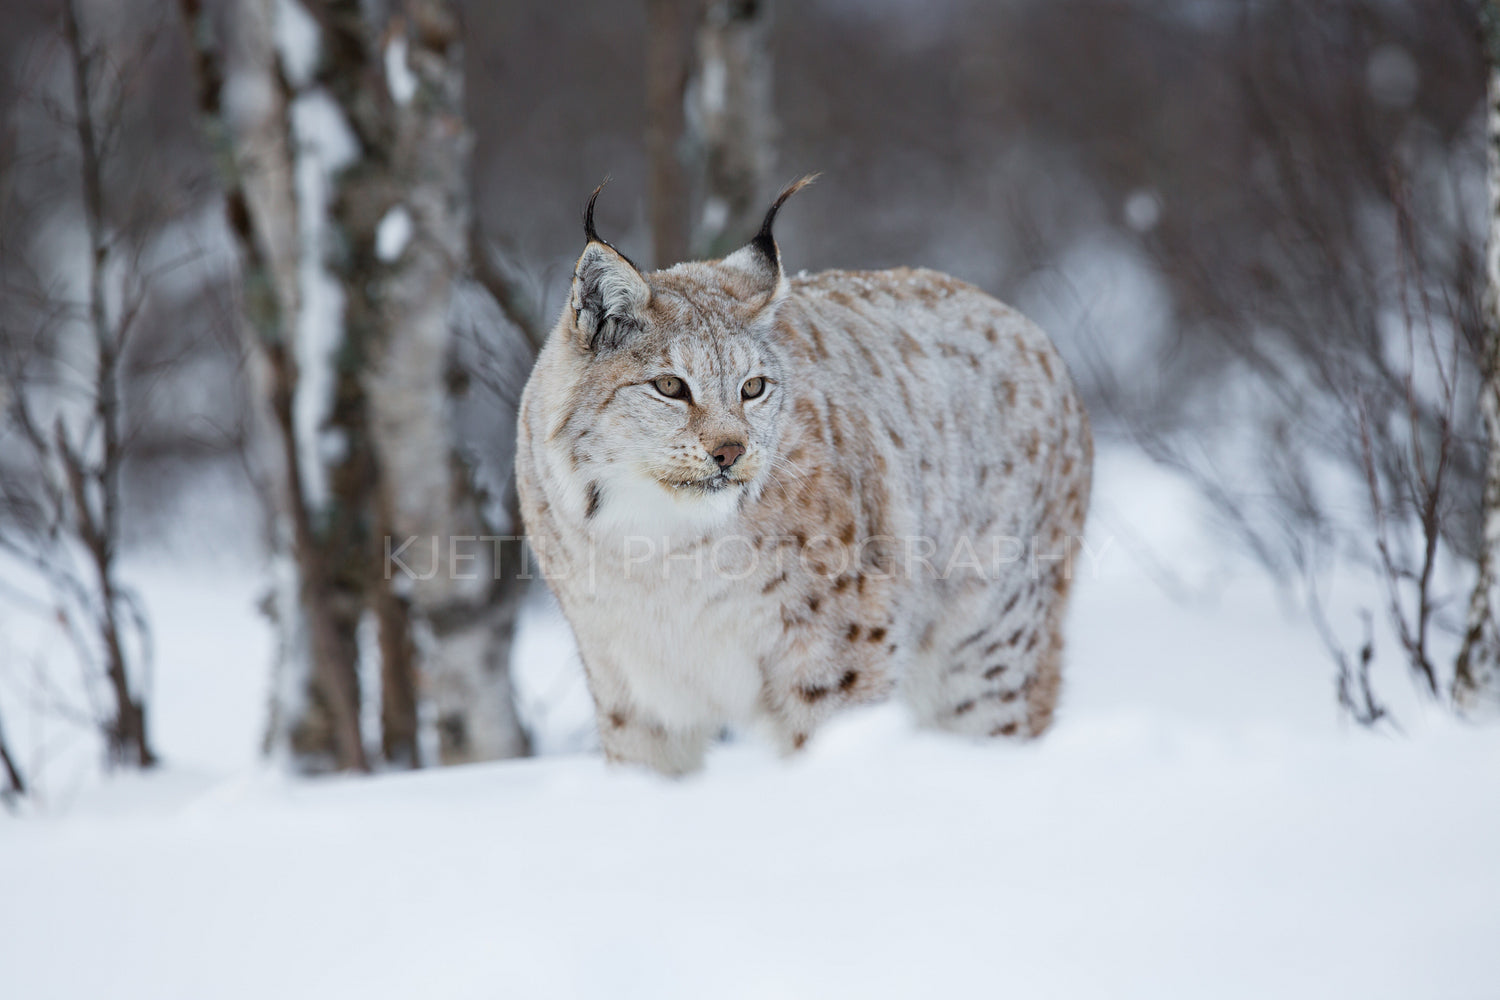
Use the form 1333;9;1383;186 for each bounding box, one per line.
545;188;804;537
565;274;791;534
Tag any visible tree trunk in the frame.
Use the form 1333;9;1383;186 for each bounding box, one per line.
646;0;694;267
178;0;367;771
687;0;776;258
1456;1;1500;712
314;0;529;763
182;0;529;767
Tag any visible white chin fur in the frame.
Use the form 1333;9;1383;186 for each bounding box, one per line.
589;466;743;539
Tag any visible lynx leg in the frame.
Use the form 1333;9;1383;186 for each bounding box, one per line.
905;569;1072;740
577;646;711;775
758;647;894;755
596;705;711;776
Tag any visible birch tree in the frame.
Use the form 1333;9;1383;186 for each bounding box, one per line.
645;0;777;266
1456;0;1500;711
178;0;528;770
178;0;367;770
646;0;693;269
687;0;776;259
311;0;528;763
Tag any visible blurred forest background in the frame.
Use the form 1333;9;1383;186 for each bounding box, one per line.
0;0;1495;795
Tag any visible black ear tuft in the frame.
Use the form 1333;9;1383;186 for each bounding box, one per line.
583;181;606;246
581;178;642;272
750;174;818;271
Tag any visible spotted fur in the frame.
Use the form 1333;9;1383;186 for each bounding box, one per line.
516;182;1092;775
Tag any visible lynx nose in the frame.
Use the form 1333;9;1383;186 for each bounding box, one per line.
710;441;745;469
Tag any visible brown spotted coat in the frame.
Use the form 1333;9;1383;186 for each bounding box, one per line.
517;214;1091;775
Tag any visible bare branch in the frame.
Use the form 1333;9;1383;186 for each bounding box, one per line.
468;228;547;353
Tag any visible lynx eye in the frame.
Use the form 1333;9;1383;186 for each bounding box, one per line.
741;376;766;400
653;375;689;400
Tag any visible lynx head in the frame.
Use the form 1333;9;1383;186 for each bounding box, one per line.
545;177;815;536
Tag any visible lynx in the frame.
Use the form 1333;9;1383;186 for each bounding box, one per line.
515;179;1092;775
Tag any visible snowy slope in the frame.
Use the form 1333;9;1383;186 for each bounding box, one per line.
3;714;1497;999
2;451;1498;999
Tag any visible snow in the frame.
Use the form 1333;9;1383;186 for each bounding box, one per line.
375;205;413;262
1123;187;1162;232
383;34;417;106
2;450;1499;998
699;50;727;117
1019;236;1173;381
4;715;1496;1000
288;89;358;511
272;0;320;89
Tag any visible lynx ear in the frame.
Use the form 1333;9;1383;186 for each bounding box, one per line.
720;174;817;305
571;184;649;352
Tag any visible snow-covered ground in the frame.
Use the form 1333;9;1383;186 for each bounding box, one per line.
2;449;1498;999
